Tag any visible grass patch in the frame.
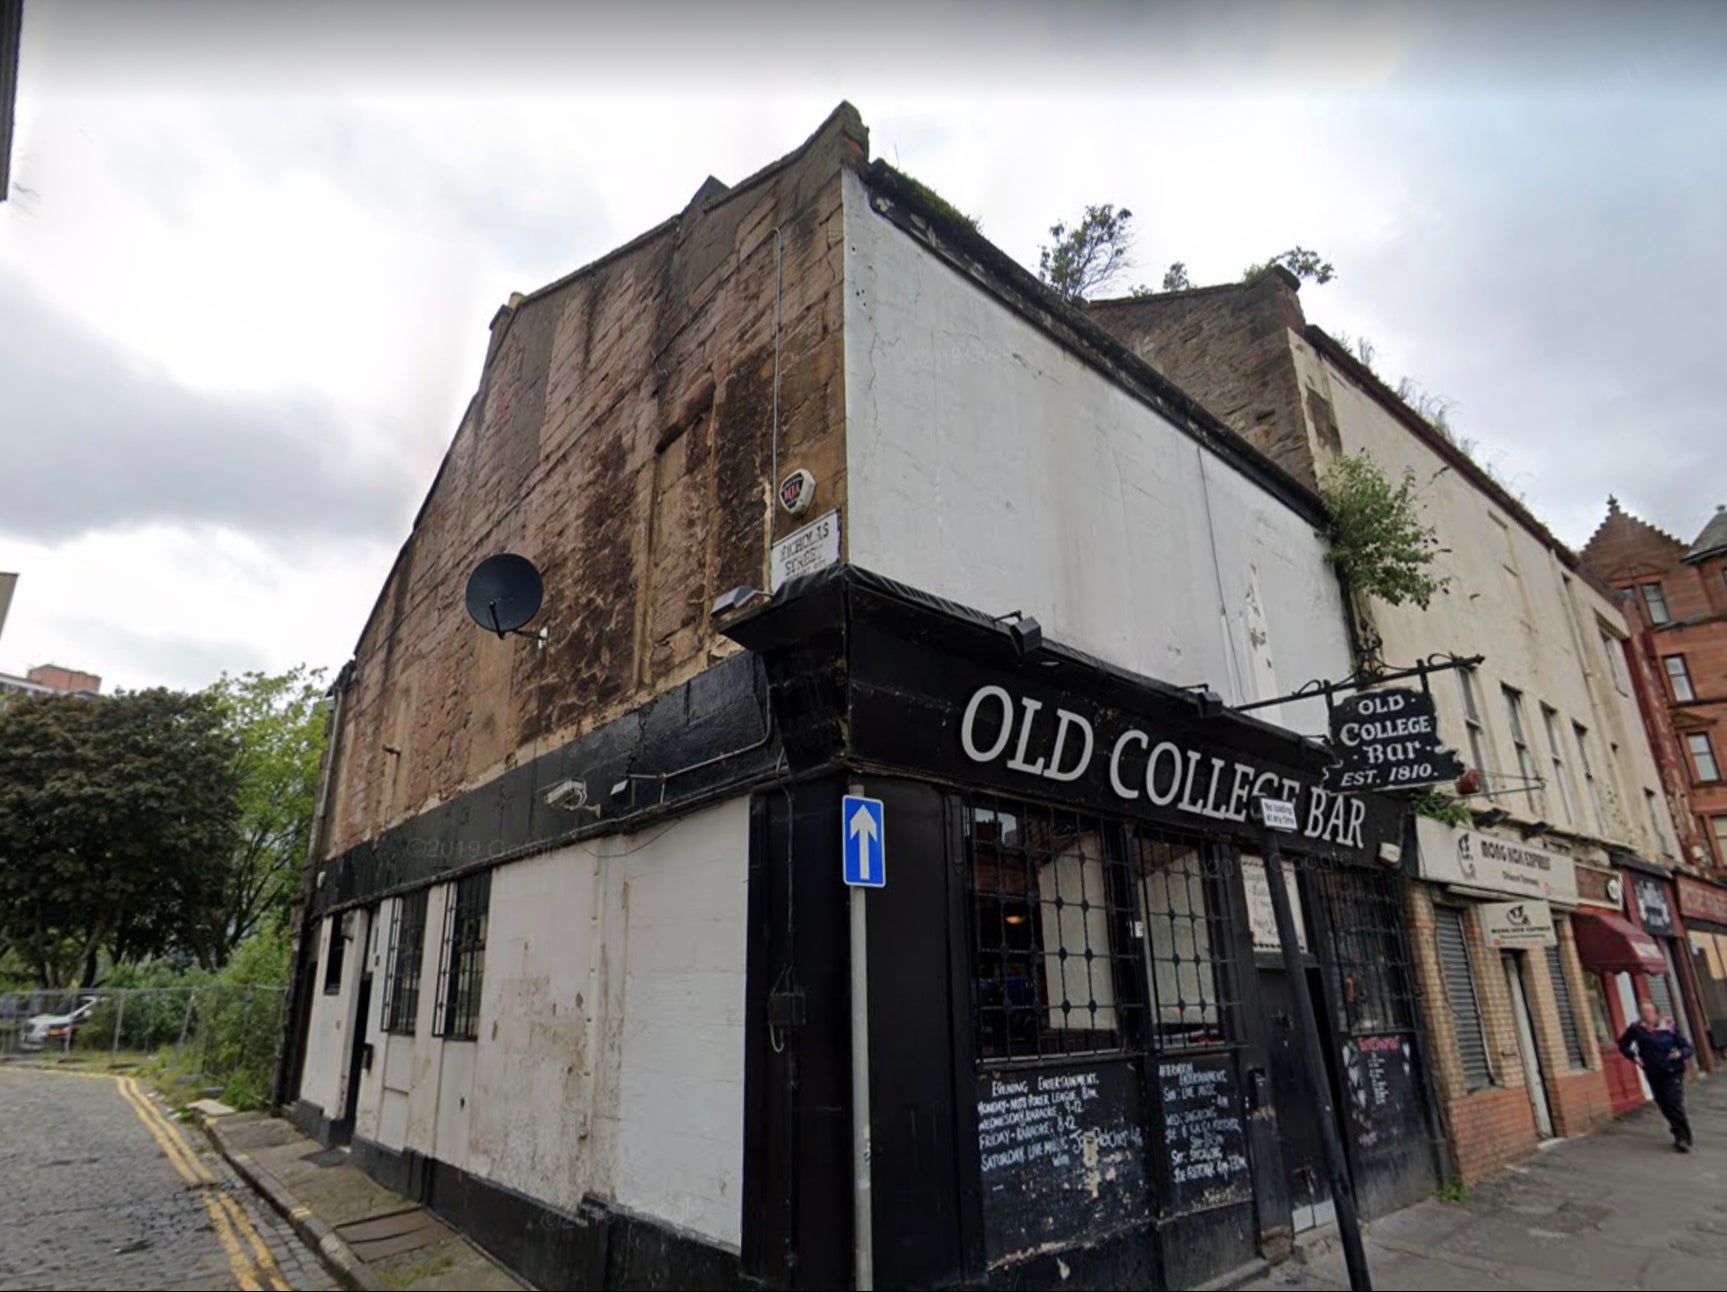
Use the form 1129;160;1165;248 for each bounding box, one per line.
379;1249;457;1289
1435;1177;1470;1205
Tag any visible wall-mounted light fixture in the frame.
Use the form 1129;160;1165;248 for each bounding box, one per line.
1182;682;1225;719
713;585;772;622
994;610;1043;659
1519;820;1552;842
1472;807;1510;829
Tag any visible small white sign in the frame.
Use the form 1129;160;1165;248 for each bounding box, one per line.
1242;856;1307;953
1480;899;1556;949
1257;797;1299;833
770;509;841;591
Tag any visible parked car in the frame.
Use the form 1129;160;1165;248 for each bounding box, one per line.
20;997;100;1050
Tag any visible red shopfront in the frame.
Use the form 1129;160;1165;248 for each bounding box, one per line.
1571;865;1665;1115
1676;875;1727;1058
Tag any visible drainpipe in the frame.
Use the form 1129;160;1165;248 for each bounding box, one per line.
273;660;354;1109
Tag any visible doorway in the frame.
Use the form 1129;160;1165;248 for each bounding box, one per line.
1502;952;1554;1140
336;970;372;1146
1259;966;1337;1232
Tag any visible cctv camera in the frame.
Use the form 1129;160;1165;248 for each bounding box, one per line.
544;778;589;811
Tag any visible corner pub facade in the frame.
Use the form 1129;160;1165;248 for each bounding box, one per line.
279;105;1443;1291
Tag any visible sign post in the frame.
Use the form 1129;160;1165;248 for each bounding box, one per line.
842;789;883;1291
1253;796;1373;1292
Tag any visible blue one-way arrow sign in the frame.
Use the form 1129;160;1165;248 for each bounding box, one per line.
842;794;886;888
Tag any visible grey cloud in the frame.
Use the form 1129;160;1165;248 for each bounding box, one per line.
0;271;417;543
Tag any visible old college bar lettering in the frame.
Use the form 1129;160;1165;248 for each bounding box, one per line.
959;684;1367;848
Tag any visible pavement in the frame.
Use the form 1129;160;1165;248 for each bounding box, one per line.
0;1065;335;1291
1243;1074;1727;1291
203;1112;524;1292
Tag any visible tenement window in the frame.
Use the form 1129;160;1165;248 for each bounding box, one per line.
1542;705;1578;826
435;871;491;1041
383;888;430;1035
1641;582;1672;625
1574;724;1606;835
1647;790;1675;857
1599;626;1630;695
1502;687;1547;817
1687;733;1722;784
1458;669;1496;800
1665;655;1696;702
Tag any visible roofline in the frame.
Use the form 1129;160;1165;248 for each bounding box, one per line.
863;162;1329;528
1303;324;1602;586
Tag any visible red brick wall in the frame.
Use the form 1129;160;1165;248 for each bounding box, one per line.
323;108;865;857
25;663;101;694
1581;502;1727;869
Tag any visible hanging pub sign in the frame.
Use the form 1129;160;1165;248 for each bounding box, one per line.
1323;687;1465;793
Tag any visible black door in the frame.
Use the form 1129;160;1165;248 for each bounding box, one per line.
1258;967;1334;1233
335;971;372;1146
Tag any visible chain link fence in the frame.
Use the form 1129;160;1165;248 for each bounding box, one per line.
0;985;286;1106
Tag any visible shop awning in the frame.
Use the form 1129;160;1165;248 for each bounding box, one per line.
1573;911;1668;975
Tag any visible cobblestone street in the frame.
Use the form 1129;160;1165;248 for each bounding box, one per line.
0;1067;335;1291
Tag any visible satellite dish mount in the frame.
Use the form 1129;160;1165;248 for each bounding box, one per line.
465;553;549;649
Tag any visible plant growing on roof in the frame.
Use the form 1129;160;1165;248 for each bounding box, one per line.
1318;452;1450;610
1039;204;1136;301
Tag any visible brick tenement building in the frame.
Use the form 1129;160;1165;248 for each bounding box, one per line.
1088;275;1683;1181
1583;499;1727;1048
285;105;1454;1290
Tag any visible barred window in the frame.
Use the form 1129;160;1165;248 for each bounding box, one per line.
966;799;1134;1061
1133;832;1232;1050
383;888;430;1035
434;872;491;1041
1310;865;1415;1036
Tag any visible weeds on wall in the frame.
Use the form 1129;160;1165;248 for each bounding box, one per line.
1413;790;1473;828
1318;453;1450;611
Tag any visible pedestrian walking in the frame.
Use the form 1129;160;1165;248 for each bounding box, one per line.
1619;998;1695;1151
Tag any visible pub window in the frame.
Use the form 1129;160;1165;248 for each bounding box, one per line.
1686;733;1722;784
1640;581;1672;626
322;916;345;995
1132;830;1233;1051
1541;705;1579;826
1501;686;1547;817
1434;906;1493;1090
434;871;491;1041
1458;669;1496;800
382;888;430;1035
966;799;1135;1061
1545;939;1589;1070
1664;655;1696;702
1310;865;1415;1036
1574;723;1606;835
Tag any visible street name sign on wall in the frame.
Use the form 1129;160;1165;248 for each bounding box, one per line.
1324;687;1465;793
1481;899;1557;949
770;509;841;591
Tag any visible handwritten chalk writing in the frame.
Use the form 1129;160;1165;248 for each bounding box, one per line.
1159;1055;1252;1210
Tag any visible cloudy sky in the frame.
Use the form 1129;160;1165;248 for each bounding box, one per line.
2;2;1723;692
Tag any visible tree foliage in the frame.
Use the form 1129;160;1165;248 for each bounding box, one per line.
1318;453;1451;610
1161;261;1192;291
1243;246;1336;285
0;689;241;988
199;667;329;969
1039;204;1136;301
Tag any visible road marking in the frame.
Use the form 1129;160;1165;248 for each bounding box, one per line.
105;1074;292;1291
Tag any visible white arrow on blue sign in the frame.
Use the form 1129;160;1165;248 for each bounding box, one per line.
842;794;886;888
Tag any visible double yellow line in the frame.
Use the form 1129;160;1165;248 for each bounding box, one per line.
112;1075;294;1292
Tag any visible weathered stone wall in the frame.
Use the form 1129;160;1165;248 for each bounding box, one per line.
323;108;864;858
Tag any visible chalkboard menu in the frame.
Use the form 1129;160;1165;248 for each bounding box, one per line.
1341;1033;1417;1153
975;1061;1147;1263
1158;1054;1251;1212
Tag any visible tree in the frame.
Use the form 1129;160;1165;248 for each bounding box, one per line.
1161;262;1192;291
1243;246;1336;285
197;667;329;969
1318;453;1450;610
0;689;241;988
1039;204;1136;300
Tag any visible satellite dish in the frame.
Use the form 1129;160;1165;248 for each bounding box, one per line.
465;554;545;639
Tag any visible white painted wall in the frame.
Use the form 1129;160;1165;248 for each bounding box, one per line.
1286;334;1677;860
300;910;370;1116
337;797;749;1249
842;170;1354;735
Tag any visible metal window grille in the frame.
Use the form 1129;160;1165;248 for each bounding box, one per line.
1545;939;1588;1069
1307;862;1416;1037
383;888;429;1035
965;798;1137;1061
1434;906;1493;1090
434;871;491;1041
322;916;345;995
1132;829;1237;1052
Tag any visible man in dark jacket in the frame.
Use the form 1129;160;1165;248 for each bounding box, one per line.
1619;999;1695;1151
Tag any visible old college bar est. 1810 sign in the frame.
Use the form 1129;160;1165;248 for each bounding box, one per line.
1323;687;1465;793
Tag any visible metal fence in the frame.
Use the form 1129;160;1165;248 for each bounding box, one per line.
0;985;286;1104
